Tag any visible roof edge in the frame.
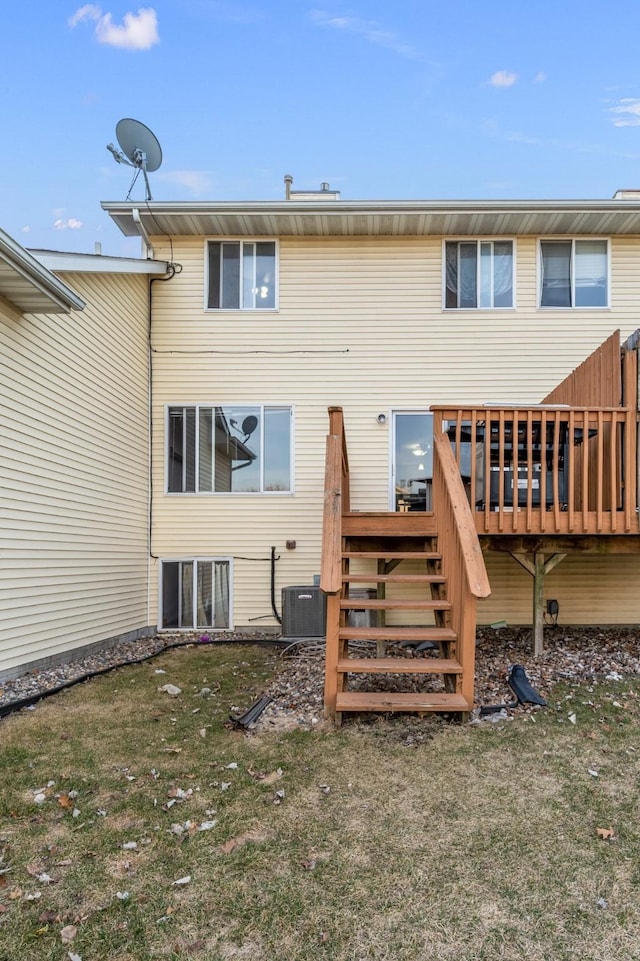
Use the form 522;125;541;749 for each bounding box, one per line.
0;228;85;312
31;249;170;275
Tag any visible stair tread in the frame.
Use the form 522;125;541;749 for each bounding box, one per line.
337;656;462;674
342;551;441;560
335;691;470;712
340;599;451;610
339;627;456;641
342;574;446;584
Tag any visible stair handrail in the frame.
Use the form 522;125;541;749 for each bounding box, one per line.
432;429;491;599
320;407;350;594
433;428;490;707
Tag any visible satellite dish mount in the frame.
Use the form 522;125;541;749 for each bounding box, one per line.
107;118;162;201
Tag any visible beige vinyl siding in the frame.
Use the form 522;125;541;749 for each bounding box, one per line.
0;271;151;679
149;235;640;628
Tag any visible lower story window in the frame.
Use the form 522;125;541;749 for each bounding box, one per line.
168;405;292;493
161;559;231;629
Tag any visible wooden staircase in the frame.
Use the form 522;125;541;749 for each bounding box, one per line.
321;408;491;725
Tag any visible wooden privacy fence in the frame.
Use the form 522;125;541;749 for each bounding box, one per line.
432;405;638;536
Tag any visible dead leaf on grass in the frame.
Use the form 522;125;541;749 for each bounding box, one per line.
218;831;266;855
60;924;78;944
596;826;616;840
39;910;61;923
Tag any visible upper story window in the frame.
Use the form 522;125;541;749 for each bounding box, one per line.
167;405;292;493
445;240;514;309
206;240;277;309
540;239;608;308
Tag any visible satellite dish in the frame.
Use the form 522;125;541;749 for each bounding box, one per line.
106;118;162;201
241;415;258;438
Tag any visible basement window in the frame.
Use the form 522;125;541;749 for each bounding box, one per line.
167;405;292;493
206;240;277;309
445;240;514;308
161;559;231;630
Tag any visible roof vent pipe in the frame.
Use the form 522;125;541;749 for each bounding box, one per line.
284;174;293;200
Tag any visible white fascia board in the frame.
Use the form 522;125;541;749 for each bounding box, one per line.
0;228;85;312
30;250;170;275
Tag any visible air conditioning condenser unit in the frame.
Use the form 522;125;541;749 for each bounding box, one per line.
281;585;326;638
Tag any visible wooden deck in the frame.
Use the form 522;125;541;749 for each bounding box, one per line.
320;332;640;717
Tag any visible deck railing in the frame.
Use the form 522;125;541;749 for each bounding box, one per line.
432;431;491;704
432;405;638;536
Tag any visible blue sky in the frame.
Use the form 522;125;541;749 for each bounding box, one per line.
3;1;640;255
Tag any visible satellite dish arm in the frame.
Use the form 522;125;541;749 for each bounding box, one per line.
107;143;130;166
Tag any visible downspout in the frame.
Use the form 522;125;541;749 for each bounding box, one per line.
147;265;178;629
132;208;154;259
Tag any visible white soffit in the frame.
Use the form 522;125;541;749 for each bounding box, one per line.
102;198;640;239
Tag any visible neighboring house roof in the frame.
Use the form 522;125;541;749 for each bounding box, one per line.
102;195;640;239
31;249;170;275
0;228;85;314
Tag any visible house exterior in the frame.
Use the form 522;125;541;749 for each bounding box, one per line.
0;238;167;680
2;185;640;683
100;187;640;640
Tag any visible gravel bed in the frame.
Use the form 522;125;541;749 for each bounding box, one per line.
2;627;639;733
256;625;640;732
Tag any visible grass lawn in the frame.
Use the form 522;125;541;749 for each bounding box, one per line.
2;643;640;960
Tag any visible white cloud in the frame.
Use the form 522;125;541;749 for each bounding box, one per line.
310;9;421;60
158;170;213;195
489;70;517;88
68;5;159;50
533;71;546;84
54;218;84;230
610;98;640;127
21;225;30;233
68;3;102;27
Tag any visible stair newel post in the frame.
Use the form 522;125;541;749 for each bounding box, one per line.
323;592;341;722
322;411;349;724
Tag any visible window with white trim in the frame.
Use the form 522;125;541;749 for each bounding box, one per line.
206;240;276;309
445;240;514;308
161;559;231;630
540;239;608;307
167;405;292;493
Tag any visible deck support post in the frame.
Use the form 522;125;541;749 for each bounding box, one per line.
532;552;545;658
510;552;567;656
